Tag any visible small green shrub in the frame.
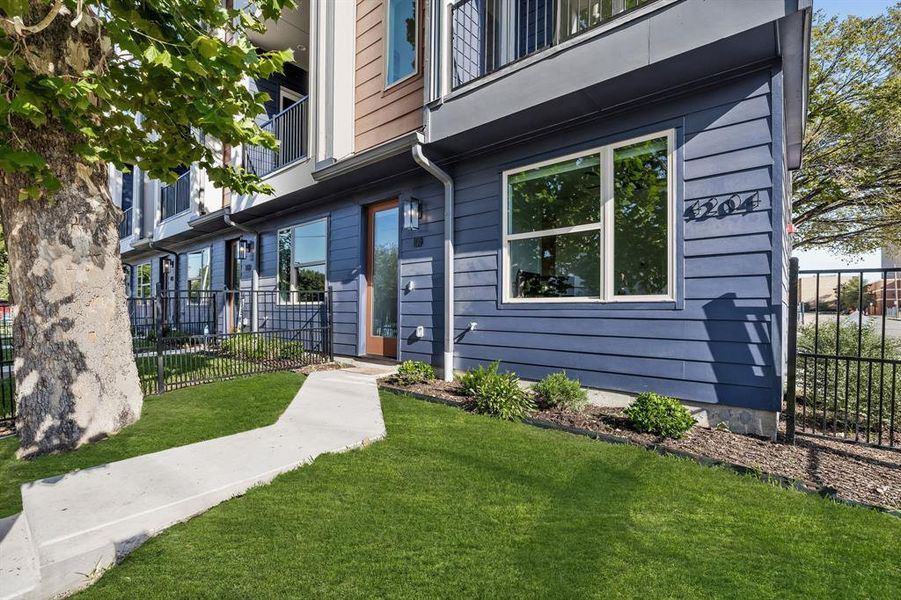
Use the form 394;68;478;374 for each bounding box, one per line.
395;360;435;385
460;363;534;420
532;371;588;411
279;341;305;360
458;361;500;397
624;392;696;439
221;334;304;362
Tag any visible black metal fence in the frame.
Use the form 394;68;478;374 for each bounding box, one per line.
0;309;13;428
0;288;334;426
785;258;900;449
244;98;308;178
451;0;654;88
130;288;333;395
160;170;191;220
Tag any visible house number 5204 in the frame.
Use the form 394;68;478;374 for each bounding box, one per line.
685;191;761;220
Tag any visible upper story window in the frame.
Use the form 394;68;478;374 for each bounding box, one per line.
119;166;134;239
135;263;152;298
452;0;656;89
386;0;418;86
187;248;211;302
160;166;191;221
502;130;674;302
278;218;327;303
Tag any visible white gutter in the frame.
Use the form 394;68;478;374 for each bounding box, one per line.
411;141;455;381
223;214;259;332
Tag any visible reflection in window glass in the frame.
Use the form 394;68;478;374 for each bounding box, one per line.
507;155;601;235
278;229;292;303
613;137;668;296
386;0;417;85
136;263;152;298
371;208;399;337
510;230;600;298
278;219;328;303
187;249;210;302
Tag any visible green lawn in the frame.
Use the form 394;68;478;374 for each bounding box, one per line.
77;391;900;599
0;371;304;517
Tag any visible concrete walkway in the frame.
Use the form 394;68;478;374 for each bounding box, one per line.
0;367;389;600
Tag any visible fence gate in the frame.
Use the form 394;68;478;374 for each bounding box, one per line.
785;258;899;449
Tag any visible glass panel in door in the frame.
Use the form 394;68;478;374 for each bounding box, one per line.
367;202;399;357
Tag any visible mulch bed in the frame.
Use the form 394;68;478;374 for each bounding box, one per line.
295;362;345;375
380;378;901;514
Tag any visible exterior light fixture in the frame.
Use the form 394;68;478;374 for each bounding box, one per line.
403;197;421;231
237;239;251;261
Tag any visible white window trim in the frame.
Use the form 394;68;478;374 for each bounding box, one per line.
277;217;329;306
186;247;212;304
501;129;675;304
279;87;302;109
384;0;420;89
135;262;152;299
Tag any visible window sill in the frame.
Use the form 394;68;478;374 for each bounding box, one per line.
498;298;679;311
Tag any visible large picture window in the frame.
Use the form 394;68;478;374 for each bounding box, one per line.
386;0;418;86
186;248;211;302
503;131;674;302
135;263;152;298
278;218;327;303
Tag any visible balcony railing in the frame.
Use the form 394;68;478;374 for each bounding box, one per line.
161;170;191;220
244;97;308;178
452;0;654;88
119;207;133;239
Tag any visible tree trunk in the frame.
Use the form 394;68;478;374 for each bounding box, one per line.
0;160;143;458
0;0;145;458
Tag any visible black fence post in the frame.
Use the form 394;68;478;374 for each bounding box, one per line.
785;257;799;444
328;286;335;361
155;286;166;395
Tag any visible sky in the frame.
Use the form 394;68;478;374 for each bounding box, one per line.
791;0;896;270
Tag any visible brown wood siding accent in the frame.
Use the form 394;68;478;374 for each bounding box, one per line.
354;0;424;153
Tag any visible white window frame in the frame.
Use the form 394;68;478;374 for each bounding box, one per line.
279;87;302;111
277;217;329;305
135;262;152;298
501;129;675;304
384;0;420;89
186;247;211;304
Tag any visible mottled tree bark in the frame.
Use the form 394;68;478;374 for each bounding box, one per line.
0;2;143;458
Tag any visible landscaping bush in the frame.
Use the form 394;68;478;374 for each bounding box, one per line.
458;361;500;397
532;371;588;411
797;319;901;432
460;362;535;420
221;334;304;362
624;392;695;439
395;360;435;385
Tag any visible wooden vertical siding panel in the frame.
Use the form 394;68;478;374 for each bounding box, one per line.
354;0;425;152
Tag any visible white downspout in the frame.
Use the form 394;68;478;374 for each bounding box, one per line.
412;142;455;381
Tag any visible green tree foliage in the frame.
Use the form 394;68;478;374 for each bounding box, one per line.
837;276;875;312
0;0;295;199
793;5;901;252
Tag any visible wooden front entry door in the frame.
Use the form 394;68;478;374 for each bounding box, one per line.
366;200;399;357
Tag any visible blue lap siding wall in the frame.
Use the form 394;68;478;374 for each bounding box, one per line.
403;65;787;413
124;64;787;414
